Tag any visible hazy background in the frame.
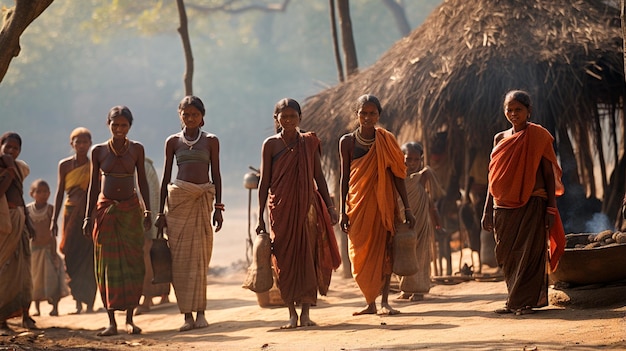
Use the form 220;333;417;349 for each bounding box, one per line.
0;0;440;266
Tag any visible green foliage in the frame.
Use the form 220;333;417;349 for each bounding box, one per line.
0;0;441;208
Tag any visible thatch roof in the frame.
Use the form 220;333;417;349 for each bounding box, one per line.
302;0;624;200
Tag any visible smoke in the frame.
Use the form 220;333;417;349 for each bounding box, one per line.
584;212;613;233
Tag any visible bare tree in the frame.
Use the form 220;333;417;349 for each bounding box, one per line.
176;0;194;95
329;0;345;83
622;0;626;81
336;0;358;78
0;0;54;84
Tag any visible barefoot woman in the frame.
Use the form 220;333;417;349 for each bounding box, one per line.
83;106;151;336
339;94;415;316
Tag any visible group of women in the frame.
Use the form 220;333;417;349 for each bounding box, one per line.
1;90;564;335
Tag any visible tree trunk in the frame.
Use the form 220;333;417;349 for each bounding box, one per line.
329;0;345;83
0;0;54;84
336;0;358;78
381;0;411;37
176;0;194;95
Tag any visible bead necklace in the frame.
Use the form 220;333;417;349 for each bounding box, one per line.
181;129;203;150
108;138;129;157
355;128;375;148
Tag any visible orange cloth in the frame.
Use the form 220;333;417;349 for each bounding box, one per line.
488;122;565;271
347;128;406;304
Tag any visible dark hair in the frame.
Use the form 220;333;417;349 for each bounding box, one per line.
179;95;206;116
30;178;50;194
354;94;382;114
69;127;92;142
107;105;134;126
273;98;301;119
503;90;532;110
401;141;423;156
1;132;22;147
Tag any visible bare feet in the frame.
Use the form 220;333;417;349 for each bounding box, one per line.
179;317;194;332
378;302;400;315
97;325;118;336
280;315;298;329
353;304;377;316
299;316;317;327
126;322;142;334
193;314;209;329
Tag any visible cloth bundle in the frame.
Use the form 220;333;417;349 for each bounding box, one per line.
242;233;273;293
392;222;419;276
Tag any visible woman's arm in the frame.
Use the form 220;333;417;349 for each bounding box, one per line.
209;136;223;232
256;138;273;234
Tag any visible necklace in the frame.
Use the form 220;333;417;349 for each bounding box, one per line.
355;128;375;147
108;138;129;157
181;130;203;149
280;133;297;152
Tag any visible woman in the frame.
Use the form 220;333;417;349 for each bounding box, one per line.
51;127;97;314
155;96;223;332
0;132;36;335
83;106;151;336
481;90;565;316
339;94;415;316
256;98;340;329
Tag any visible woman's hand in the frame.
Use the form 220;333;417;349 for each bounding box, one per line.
328;207;339;225
404;209;416;229
545;212;555;231
154;213;167;230
213;210;223;232
340;213;350;233
143;213;152;232
481;211;493;232
82;217;92;237
256;218;267;235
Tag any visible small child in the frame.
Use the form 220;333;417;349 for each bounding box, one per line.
27;179;68;316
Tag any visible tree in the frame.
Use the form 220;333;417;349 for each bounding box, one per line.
0;0;54;84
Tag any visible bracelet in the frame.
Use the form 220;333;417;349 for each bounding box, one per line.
156;212;165;216
546;206;557;215
144;210;152;215
214;203;225;211
83;217;91;222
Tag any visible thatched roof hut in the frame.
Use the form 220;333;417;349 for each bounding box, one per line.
302;0;625;229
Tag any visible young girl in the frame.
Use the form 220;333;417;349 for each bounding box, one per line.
27;179;69;316
0;132;36;335
155;96;223;332
51;127;97;314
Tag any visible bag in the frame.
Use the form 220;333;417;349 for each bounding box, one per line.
0;194;12;235
242;232;273;293
150;228;173;284
392;222;419;276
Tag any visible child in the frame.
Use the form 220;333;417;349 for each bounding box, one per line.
0;132;36;335
27;179;68;316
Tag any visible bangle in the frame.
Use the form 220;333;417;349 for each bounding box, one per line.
546;206;557;215
214;203;225;211
83;217;91;222
144;210;152;215
156;212;165;217
435;225;442;230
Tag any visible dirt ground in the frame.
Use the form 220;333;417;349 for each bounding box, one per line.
1;250;625;351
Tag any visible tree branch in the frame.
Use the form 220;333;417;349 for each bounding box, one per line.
0;0;54;84
176;0;194;95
